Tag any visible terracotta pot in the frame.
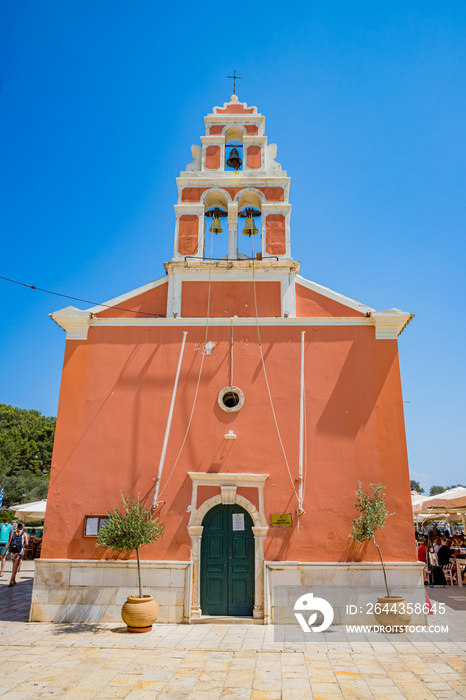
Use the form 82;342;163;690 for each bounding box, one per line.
373;595;412;630
121;595;159;632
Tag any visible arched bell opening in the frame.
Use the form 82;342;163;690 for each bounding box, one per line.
236;190;261;258
225;126;244;172
225;142;243;172
203;191;229;260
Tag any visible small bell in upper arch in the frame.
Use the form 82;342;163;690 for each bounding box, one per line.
226;147;242;170
209;217;223;234
241;216;259;237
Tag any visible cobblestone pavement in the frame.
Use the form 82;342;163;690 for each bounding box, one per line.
0;563;465;698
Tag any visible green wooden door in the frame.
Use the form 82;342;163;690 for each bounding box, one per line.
200;504;254;616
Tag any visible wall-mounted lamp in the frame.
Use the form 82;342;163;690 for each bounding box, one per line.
224;430;236;439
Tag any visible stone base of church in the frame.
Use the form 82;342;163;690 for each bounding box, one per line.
265;561;426;625
30;559;192;624
30;559;425;624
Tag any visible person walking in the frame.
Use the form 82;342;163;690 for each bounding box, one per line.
5;522;28;586
0;521;13;577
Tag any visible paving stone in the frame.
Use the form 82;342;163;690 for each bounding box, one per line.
1;572;466;700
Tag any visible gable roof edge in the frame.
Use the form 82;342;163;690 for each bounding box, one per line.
86;276;168;314
296;275;375;314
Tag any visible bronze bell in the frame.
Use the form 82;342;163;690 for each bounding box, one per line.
226;147;242;170
241;216;259;237
209;217;223;234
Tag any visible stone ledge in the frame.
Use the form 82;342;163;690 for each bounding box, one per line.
31;560;191;623
36;559;191;568
265;561;424;568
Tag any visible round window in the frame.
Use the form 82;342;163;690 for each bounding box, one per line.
218;386;244;413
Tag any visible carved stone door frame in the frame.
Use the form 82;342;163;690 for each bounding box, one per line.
187;472;268;620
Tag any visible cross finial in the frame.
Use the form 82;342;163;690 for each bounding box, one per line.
227;70;242;94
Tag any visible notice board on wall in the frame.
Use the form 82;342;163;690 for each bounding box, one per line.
270;513;292;527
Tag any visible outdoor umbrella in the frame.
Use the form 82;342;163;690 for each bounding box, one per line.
9;500;47;522
412;487;466;513
425;487;466;509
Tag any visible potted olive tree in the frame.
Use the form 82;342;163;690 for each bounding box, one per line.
350;481;411;628
97;493;164;632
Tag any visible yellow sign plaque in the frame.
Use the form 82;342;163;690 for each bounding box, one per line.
270;513;292;527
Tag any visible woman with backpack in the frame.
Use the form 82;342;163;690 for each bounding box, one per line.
5;522;28;586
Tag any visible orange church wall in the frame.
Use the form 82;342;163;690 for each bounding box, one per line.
95;282;167;319
178;215;199;255
295;284;364;318
180;281;281;317
260;187;284;202
181;188;209;202
216;104;254;114
209;125;226;135
266;214;286;255
223;187;242;201
42;323;416;565
205;146;221;169
247;145;262;169
245;125;259;135
181;187;284;203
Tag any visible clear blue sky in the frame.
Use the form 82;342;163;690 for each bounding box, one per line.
1;1;465;494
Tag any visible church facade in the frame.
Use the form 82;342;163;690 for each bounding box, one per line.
31;95;421;624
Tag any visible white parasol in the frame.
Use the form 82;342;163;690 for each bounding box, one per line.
9;500;47;522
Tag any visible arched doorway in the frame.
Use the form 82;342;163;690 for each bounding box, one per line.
200;504;254;616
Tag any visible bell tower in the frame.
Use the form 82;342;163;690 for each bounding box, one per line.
166;95;299;318
172;94;292;261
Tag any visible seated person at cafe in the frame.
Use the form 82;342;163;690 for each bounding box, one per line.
452;534;465;557
417;538;427;563
438;539;456;566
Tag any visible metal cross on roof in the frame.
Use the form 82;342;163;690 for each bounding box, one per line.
227;70;243;94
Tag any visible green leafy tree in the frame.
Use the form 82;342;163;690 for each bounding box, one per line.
430;485;446;496
410;480;424;494
0;510;14;523
96;493;164;598
429;484;465;496
0;404;55;507
350;482;394;597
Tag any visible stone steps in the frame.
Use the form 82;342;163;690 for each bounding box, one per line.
192;615;264;625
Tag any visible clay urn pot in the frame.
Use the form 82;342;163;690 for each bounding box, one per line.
121;594;159;633
373;595;412;630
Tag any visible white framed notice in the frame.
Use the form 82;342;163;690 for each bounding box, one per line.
232;513;245;531
85;517;99;537
84;515;108;537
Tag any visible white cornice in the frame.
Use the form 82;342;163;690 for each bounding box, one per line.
243;135;267;145
87;316;373;328
50;306;91;339
50;312;413;338
188;472;269;487
177;173;290;182
371;309;414;339
164;259;300;274
200;135;225;145
50;280;412;342
174;203;205;215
